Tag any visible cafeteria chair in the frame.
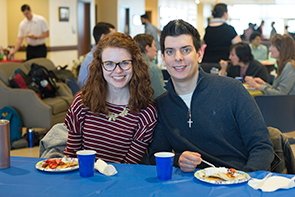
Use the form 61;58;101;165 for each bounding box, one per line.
268;126;295;174
200;62;221;73
254;95;295;144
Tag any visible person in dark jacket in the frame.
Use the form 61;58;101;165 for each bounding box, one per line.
219;42;268;82
148;19;274;173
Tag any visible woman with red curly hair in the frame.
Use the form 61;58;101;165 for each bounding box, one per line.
64;32;157;164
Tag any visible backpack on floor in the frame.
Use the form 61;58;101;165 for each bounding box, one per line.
0;106;23;147
8;68;42;99
28;63;58;98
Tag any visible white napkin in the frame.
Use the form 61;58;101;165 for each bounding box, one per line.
94;159;117;176
248;174;295;192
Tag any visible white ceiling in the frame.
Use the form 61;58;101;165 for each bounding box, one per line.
199;0;276;5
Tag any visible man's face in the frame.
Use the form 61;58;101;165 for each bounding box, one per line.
161;34;202;83
141;17;146;25
252;36;261;47
23;9;33;20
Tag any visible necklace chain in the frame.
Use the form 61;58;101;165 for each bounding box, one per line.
106;106;128;121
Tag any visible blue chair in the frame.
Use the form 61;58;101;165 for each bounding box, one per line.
254;95;295;144
65;78;81;96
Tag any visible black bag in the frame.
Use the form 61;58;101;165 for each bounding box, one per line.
9;68;43;98
28;63;58;98
50;65;75;83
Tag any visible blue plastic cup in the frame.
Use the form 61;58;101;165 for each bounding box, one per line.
76;150;96;178
235;77;243;83
154;152;175;181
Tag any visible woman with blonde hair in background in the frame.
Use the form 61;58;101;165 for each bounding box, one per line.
245;34;295;95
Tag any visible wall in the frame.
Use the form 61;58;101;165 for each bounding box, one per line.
118;0;145;37
96;0;118;31
0;0;8;48
146;0;158;27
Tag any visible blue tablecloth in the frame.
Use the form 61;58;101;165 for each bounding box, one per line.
1;157;295;196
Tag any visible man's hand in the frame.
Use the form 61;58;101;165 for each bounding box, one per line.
178;151;202;172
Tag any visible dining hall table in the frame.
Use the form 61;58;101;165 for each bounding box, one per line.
1;157;295;196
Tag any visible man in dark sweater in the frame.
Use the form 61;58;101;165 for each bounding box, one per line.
148;19;274;172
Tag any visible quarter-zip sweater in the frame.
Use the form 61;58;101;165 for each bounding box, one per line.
148;69;274;172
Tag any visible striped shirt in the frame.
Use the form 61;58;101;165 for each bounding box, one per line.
64;93;157;164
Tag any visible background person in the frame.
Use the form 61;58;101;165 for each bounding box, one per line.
78;22;115;88
220;42;268;82
133;33;166;98
64;33;157;164
270;21;277;39
202;3;241;63
245;34;295;95
9;4;49;60
249;32;268;62
140;14;160;52
148;19;273;172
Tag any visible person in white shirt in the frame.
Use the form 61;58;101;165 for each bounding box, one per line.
249;32;267;62
10;4;49;60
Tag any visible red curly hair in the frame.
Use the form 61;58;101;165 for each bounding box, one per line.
81;32;154;115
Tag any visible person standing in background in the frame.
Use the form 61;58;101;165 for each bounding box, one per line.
134;33;166;98
270;21;277;39
202;3;241;63
257;20;265;39
140;14;160;52
9;4;49;60
78;22;115;88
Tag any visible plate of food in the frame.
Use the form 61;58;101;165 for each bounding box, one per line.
243;84;255;90
35;157;79;172
194;167;251;185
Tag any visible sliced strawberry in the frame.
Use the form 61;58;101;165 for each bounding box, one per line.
49;163;58;169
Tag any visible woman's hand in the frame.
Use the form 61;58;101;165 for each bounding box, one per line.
219;60;228;76
245;76;265;90
178;151;202;172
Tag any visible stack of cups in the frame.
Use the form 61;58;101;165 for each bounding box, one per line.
0;120;10;169
76;150;96;178
154;152;175;181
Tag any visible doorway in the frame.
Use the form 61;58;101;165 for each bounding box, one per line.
77;1;91;57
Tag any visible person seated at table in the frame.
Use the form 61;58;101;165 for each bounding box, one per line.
63;32;157;164
202;3;241;63
148;19;274;172
133;33;166;98
249;32;268;62
245;34;295;95
219;42;268;82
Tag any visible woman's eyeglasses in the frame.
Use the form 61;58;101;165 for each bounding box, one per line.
102;60;133;72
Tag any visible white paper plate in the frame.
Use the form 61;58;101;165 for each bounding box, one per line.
35;158;79;172
194;168;251;185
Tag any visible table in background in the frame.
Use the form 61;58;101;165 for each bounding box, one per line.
0;59;24;63
1;157;295;196
261;62;276;74
248;89;264;97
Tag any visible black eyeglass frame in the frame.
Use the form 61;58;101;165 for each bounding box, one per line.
102;60;133;72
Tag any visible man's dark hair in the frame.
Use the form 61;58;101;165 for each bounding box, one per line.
249;32;261;42
140;14;149;19
230;42;253;64
160;19;201;55
212;3;227;18
21;4;30;12
93;22;115;44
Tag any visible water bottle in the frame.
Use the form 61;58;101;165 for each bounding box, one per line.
210;67;219;75
0;120;10;169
